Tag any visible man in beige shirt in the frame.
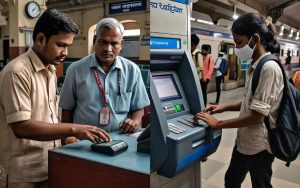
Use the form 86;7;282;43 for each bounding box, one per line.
191;34;203;80
0;9;110;188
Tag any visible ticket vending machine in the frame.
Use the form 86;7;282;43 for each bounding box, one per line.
150;49;222;178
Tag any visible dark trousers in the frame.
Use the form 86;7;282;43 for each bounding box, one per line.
200;80;209;106
225;146;275;188
215;76;223;104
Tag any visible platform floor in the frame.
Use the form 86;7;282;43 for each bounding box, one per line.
202;87;300;188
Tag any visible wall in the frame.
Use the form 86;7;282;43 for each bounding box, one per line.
63;5;104;58
9;0;46;60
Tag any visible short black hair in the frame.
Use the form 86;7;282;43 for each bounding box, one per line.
202;44;210;52
191;34;200;46
33;9;79;42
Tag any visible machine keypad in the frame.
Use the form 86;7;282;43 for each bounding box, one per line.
168;123;186;134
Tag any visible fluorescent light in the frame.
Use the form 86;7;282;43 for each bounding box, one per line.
196;19;213;25
279;25;284;36
232;6;238;20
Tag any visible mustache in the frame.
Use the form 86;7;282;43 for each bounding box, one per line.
101;51;113;55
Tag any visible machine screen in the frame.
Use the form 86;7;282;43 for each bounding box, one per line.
153;74;182;102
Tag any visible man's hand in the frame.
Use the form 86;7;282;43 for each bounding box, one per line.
64;136;79;145
119;119;139;133
73;125;112;143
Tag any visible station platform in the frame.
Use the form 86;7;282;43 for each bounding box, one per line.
202;87;300;188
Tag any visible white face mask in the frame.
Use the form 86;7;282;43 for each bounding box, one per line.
235;36;256;61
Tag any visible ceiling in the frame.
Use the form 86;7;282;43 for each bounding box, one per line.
193;0;300;30
0;0;299;33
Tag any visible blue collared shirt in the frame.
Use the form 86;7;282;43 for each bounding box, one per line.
59;54;150;132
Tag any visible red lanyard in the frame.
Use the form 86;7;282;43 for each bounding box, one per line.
93;69;107;107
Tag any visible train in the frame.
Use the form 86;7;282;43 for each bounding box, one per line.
191;21;300;92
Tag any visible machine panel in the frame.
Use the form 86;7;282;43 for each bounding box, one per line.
150;49;222;178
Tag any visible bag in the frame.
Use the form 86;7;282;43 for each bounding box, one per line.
195;51;201;64
252;54;300;167
219;58;229;76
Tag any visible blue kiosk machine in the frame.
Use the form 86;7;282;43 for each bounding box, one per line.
150;49;222;179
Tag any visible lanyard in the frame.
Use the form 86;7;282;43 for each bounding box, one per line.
93;68;121;107
93;68;107;107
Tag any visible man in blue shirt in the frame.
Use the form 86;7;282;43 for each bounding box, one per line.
59;18;150;144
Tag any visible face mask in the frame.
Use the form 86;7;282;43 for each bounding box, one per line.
235;36;256;61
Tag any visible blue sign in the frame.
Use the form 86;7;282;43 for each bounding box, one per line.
150;37;181;49
109;0;147;14
171;0;189;4
191;28;233;39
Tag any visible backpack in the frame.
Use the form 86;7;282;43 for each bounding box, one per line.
195;51;202;65
252;54;300;167
219;58;229;76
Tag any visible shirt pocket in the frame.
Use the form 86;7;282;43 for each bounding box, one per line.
115;91;132;113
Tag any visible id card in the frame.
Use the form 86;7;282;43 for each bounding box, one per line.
99;107;110;126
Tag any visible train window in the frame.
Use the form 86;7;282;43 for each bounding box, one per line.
297;50;299;57
201;44;211;54
281;49;284;57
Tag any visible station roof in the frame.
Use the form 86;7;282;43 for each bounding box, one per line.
193;0;300;31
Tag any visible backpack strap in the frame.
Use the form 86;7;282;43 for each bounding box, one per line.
251;54;282;96
251;54;284;131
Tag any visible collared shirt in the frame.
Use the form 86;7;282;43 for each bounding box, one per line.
236;52;284;155
192;49;203;80
0;48;59;184
59;54;150;132
203;54;215;81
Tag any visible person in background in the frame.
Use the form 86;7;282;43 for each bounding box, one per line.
0;9;110;188
59;17;150;144
285;50;292;77
191;34;204;81
201;45;215;106
292;70;300;90
212;51;228;104
194;13;282;188
285;50;291;65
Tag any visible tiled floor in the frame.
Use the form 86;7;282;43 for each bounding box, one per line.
201;87;300;188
